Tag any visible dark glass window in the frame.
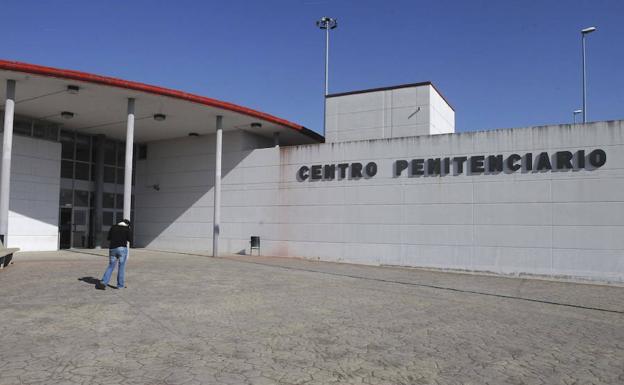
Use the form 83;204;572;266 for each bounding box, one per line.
33;123;58;141
103;212;114;226
75;134;90;162
60;131;75;159
101;231;109;247
75;162;90;181
104;167;116;183
138;144;147;160
74;190;89;207
103;193;115;209
74;210;87;225
91;137;102;163
13;119;32;136
60;189;73;206
61;161;73;179
104;141;116;165
116;194;124;210
116;168;124;184
117;145;125;165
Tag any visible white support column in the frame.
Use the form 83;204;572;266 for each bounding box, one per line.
0;80;16;244
273;132;280;147
212;115;223;257
123;98;135;222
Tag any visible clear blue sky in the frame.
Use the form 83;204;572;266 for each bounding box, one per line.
3;0;623;134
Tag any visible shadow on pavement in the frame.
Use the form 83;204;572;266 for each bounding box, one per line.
78;276;103;290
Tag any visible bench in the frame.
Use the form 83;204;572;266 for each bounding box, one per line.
0;239;19;269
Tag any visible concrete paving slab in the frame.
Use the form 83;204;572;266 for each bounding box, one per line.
1;249;623;384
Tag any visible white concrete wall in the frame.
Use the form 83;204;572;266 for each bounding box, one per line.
429;86;455;134
325;84;455;142
136;121;624;282
1;136;61;251
134;130;272;250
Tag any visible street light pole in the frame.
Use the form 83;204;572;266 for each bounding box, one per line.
581;26;596;124
317;16;337;137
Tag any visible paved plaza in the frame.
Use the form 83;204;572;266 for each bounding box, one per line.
0;250;623;385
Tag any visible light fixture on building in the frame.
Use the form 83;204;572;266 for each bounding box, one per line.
573;109;583;124
60;111;75;119
188;132;199;137
67;85;80;94
153;113;166;122
151;184;160;191
251;122;262;128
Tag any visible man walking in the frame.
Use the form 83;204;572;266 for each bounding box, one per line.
96;219;132;290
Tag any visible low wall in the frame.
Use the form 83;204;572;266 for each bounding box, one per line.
136;121;624;282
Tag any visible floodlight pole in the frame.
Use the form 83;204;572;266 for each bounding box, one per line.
317;16;337;137
324;24;330;96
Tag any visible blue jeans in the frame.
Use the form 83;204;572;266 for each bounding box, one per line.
101;247;128;288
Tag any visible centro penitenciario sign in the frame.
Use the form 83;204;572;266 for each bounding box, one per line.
296;149;606;181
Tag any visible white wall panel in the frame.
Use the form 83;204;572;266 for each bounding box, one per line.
326;84;455;142
1;136;61;251
136;121;624;282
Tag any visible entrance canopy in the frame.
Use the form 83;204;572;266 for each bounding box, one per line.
0;60;323;144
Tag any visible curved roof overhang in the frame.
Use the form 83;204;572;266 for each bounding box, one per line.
0;60;323;144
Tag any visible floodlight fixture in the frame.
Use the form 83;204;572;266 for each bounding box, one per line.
316;16;337;30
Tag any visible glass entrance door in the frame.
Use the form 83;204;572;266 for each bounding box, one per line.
59;208;72;249
72;208;90;248
57;131;134;249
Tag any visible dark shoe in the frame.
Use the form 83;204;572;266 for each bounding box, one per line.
95;281;106;290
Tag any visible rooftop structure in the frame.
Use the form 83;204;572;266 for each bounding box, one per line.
325;82;454;143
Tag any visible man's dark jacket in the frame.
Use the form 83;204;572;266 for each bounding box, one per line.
107;224;132;249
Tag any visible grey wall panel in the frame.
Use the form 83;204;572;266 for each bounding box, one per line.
474;203;552;225
553;226;624;250
553;202;624;226
472;246;554;275
552;248;622;280
474;225;552;248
